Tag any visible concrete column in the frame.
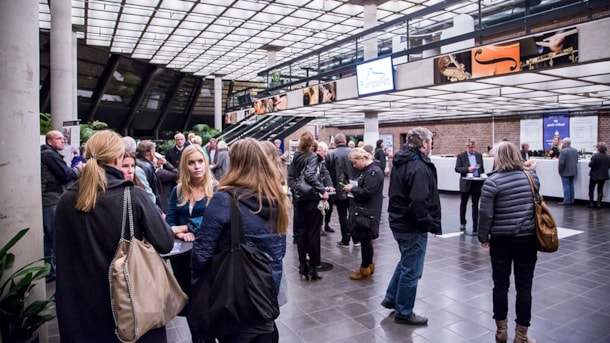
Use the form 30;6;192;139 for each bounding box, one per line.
363;0;378;61
0;0;47;341
364;111;379;147
50;0;75;130
214;75;223;130
72;31;78;118
267;49;277;68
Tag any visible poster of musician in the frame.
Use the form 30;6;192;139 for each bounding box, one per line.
519;27;578;71
433;51;472;84
319;81;336;103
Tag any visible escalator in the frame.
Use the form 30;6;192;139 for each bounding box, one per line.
216;114;314;145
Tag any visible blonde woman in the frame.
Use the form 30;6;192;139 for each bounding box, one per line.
191;138;290;342
55;130;174;342
341;148;384;280
166;144;215;296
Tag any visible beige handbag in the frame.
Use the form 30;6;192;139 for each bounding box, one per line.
109;187;188;342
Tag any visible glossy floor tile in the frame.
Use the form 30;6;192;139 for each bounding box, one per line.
47;179;610;342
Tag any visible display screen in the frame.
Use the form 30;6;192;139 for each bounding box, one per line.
356;56;395;96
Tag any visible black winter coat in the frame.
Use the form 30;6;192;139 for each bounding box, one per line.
388;147;442;235
349;163;384;240
326;145;355;200
287;151;331;202
40;144;80;206
589;151;610;181
55;170;174;343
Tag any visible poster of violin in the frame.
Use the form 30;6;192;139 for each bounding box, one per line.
434;26;577;84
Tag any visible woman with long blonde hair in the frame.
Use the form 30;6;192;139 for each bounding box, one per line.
55;130;173;342
191;138;290;342
166;144;215;296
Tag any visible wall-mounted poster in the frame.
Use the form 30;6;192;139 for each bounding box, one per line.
273;94;288;111
471;42;520;78
434;51;472;84
253;99;266;115
570;115;597;152
543;113;569;150
520;118;543;151
225;111;237;124
519;27;578;71
302;85;319;106
319;82;336;103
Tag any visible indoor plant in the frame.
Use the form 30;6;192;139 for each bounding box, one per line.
0;228;55;343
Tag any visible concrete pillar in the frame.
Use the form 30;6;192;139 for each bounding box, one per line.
0;0;47;341
363;0;378;61
364;111;379;147
267;49;277;68
72;32;78;119
214;75;223;131
50;0;75;130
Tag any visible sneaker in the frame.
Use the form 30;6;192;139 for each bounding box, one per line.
324;226;335;233
337;241;350;248
380;300;395;310
353;241;361;247
394;313;428;326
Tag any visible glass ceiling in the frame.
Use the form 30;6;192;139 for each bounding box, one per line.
38;0;518;82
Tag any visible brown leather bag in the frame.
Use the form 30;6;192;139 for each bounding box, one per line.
109;187;188;342
524;171;559;253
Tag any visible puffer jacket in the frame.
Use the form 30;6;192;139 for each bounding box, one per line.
191;190;286;294
388;147;442;235
478;170;539;243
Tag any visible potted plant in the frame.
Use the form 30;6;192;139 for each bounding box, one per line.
0;228;55;343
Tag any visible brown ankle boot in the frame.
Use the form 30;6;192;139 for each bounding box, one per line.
368;263;375;275
513;324;536;343
350;266;371;280
495;319;507;343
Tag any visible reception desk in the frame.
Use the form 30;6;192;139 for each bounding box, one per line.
430;156;609;203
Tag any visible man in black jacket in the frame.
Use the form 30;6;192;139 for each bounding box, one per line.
165;132;188;170
326;133;357;247
41;130;83;281
382;127;441;326
454;139;485;234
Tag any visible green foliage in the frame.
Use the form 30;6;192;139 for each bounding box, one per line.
80;120;108;144
192;124;220;145
39;113;51;136
157;140;176;156
270;71;281;83
1;228;55;343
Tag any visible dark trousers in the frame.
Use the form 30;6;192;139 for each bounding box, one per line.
170;251;192;299
293;201;323;267
459;183;482;230
324;197;334;227
589;178;606;202
490;235;537;326
360;239;373;267
335;198;352;243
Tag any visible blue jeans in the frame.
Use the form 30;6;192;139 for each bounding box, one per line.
42;205;57;275
383;232;428;318
561;175;575;204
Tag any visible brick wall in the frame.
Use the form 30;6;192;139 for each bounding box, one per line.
281;112;610;156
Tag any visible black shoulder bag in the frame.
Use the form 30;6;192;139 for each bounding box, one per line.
187;195;280;339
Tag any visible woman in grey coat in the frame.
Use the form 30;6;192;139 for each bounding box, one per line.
478;141;539;343
211;140;230;181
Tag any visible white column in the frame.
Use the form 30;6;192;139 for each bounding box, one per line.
0;0;47;341
363;0;378;61
214;75;223;130
50;0;75;130
72;31;78;119
267;49;277;68
364;111;379;147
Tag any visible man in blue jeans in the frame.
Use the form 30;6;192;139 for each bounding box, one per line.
381;127;442;326
558;137;578;205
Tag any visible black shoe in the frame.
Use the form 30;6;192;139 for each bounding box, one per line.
337;241;350;248
320;230;327;236
353;241;361;247
395;313;428;326
459;224;466;231
324;226;335;233
381;300;395;310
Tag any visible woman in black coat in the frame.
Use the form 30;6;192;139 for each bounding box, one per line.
588;142;610;207
341;148;384;280
55;130;174;343
287;132;332;281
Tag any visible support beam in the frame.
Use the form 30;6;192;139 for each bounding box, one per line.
85;54;120;123
153;73;186;136
182;77;203;131
122;65;158;134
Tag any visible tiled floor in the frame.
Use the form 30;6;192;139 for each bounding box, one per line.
47;178;610;342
